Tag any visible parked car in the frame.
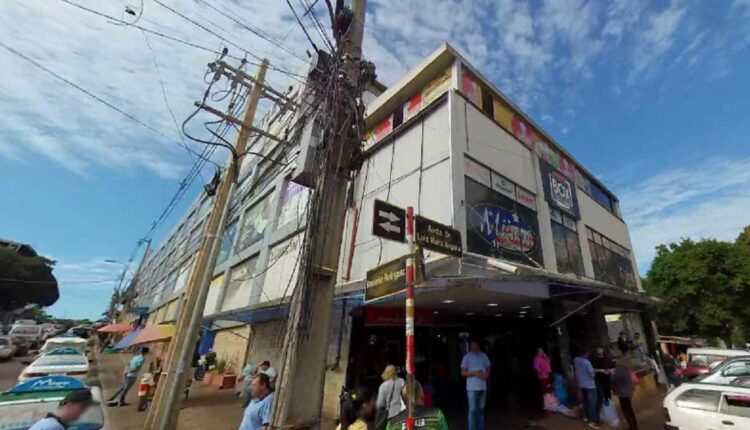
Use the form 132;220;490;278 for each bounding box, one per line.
67;326;92;339
13;319;37;326
18;348;90;383
39;336;89;356
8;325;43;349
675;348;750;381
695;355;750;386
7;335;31;356
0;376;105;430
0;337;17;360
664;382;750;429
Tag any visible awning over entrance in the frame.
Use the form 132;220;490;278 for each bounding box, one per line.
339;252;656;317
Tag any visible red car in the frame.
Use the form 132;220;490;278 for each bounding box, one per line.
675;348;750;381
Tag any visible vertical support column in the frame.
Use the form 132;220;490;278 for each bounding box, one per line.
591;302;612;348
404;206;416;430
545;299;573;378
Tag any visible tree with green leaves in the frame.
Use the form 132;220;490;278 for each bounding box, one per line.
0;246;58;310
644;232;750;348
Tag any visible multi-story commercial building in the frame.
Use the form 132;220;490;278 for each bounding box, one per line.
129;44;654;423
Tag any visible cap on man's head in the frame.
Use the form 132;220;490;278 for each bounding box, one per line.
60;389;94;407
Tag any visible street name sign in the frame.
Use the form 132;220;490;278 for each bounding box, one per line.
414;215;463;257
365;255;425;302
372;199;406;243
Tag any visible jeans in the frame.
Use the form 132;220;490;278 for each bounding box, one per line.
467;390;486;430
581;388;599;423
619;396;639;430
110;375;137;404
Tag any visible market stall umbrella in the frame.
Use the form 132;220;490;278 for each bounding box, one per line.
97;323;132;333
113;328;143;350
132;324;175;346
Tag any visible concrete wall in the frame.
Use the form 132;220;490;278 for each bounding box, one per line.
340;99;453;282
246;319;285;368
212;324;251;372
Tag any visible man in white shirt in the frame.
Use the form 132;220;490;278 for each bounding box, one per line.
461;339;490;430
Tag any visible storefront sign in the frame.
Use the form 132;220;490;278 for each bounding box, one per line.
364;307;435;326
515;186;537;210
415;215;462;257
465;157;491;187
540;160;580;218
465;178;543;266
491;173;516;200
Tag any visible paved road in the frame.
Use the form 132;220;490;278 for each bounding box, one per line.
0;355;28;391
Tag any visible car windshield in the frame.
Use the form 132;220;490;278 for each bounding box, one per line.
688;354;727;367
10;327;40;335
0;399;103;430
35;355;87;366
41;342;85;354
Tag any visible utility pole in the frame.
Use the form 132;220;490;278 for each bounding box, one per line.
145;60;268;430
271;0;368;428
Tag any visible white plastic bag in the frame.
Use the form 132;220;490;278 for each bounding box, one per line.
599;400;620;427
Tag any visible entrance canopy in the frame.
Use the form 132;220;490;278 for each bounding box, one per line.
340;252;656;317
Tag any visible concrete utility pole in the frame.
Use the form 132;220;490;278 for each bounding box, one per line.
145;60;268;430
271;1;367;428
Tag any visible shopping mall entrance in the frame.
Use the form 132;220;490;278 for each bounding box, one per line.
346;302;552;426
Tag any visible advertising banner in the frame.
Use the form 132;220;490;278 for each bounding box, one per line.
465;177;543;266
540;159;580;219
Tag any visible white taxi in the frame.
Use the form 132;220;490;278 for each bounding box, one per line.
0;376;105;430
18;348;89;383
39;337;89;356
664;382;750;429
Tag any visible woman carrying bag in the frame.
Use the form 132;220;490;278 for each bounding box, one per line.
374;365;405;429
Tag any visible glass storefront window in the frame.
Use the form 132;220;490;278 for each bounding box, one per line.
550;210;584;277
586;227;636;290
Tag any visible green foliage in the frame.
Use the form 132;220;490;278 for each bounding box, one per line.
0;247;58;310
644;231;750;347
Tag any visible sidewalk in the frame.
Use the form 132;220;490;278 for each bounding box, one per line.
531;391;665;429
99;352;245;430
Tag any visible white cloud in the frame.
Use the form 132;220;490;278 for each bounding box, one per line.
628;0;687;83
619;156;750;272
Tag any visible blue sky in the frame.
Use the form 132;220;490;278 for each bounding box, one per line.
1;0;750;319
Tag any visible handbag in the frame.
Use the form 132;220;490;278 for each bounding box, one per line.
373;381;398;430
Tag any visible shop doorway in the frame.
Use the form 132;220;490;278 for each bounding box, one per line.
346;311;551;426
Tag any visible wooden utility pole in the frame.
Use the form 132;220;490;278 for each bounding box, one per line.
145;60;268;430
271;1;367;428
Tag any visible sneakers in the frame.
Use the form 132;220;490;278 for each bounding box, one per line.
587;423;601;429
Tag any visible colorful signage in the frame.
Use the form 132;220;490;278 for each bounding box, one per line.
459;69;617;214
366;67;452;148
8;376;86;393
465;178;543;266
540;160;580;218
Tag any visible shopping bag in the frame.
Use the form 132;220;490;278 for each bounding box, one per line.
599;400;620;427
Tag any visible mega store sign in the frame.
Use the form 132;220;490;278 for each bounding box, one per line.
465;177;544;266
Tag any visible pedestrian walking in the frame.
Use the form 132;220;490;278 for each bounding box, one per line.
612;356;639;430
238;362;258;408
574;348;600;429
107;346;149;407
238;373;275;430
28;389;95;430
460;339;490;430
533;347;552;393
337;386;376;430
591;346;615;412
374;365;405;428
385;380;449;430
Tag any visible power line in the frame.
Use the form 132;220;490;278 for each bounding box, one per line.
0;39;218;168
286;0;319;52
